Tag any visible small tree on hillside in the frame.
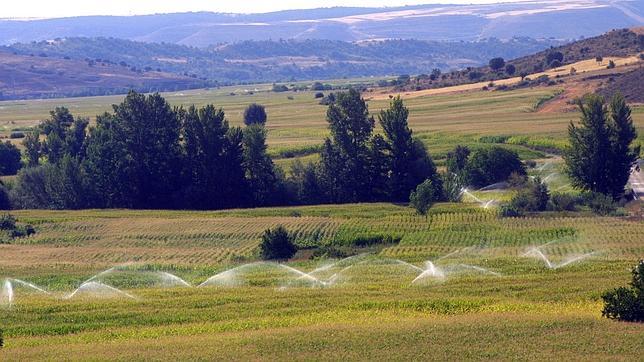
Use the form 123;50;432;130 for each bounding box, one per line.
602;260;644;322
489;57;505;72
595;55;603;64
260;225;297;260
505;64;516;76
409;179;440;217
243;103;267;126
0;141;22;176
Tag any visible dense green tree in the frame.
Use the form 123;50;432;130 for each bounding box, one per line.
378;96;437;201
0;184;10;210
179;104;248;209
446;145;471;175
259;225;297;260
564;94;639;198
409;178;440;217
289;160;324;205
243;124;278;206
243;103;267;126
319;89;375;203
489;57;505;71
0;141;22;176
22;131;41;167
465;147;525;188
505;64;516;75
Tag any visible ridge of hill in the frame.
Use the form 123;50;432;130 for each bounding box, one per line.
0;51;211;100
0;1;642;46
0;37;561;100
396;27;643;92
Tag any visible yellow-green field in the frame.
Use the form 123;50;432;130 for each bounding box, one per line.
1;202;643;360
2;84;643;168
1;83;643;360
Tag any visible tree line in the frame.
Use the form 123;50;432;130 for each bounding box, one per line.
2;90;441;210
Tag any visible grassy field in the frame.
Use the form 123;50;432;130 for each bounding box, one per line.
2;81;643;170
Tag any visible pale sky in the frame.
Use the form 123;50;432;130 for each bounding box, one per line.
1;0;526;19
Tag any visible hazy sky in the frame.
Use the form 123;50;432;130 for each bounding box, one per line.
2;0;526;19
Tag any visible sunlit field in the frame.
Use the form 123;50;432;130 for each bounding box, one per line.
1;80;643;360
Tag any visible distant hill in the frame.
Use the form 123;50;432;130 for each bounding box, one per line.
0;0;642;47
0;51;211;100
0;37;562;100
397;27;644;92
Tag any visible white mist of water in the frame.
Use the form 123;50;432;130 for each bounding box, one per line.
411;261;446;283
11;279;50;294
523;247;595;269
1;279;13;308
461;188;496;209
157;272;192;287
65;281;136;300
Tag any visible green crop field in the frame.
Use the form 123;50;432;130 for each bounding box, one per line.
2;84;643;170
1;83;643;360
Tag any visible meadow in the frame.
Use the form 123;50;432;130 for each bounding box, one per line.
1;81;643;360
2;82;643;170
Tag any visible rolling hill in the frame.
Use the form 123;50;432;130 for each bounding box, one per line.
0;0;642;47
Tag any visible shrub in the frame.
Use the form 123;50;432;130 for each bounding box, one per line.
508;177;549;212
602;260;644;322
548;193;579;211
339;233;402;247
464;147;526;188
524;160;537;168
0;213;16;230
272;84;289;92
499;204;522;217
507;171;528;188
607;60;616;69
0;141;21;176
582;192;618;215
489;57;505;71
409;179;440;216
259;225;297;260
314;92;324;99
0;185;10;210
243;103;267;126
441;172;464;202
9;131;25;139
0;328;3;348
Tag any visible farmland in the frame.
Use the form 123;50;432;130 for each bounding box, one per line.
1;69;644;359
1;200;644;360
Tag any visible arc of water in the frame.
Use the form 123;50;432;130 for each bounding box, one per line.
554;252;596;269
158;272;192;287
10;279;50;294
411;261;446;283
453;264;502;276
64;281;136;300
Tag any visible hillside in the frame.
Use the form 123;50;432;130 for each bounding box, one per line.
0;51;211;99
398;27;644;92
0;37;561;100
0;0;642;46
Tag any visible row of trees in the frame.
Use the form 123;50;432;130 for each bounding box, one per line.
5;90;441;210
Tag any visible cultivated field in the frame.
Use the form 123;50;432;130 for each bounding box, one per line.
1;200;643;360
1;73;643;359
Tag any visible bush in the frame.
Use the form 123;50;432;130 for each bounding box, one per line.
9;131;25;139
338;233;402;247
0;328;3;348
243;103;267;126
272;84;289;92
259;225;297;260
0;213;16;230
409;179;440;216
0;141;21;176
507;177;549;213
464;147;526;188
0;185;10;210
499;204;522;217
489;57;505;71
314;92;324;99
602;260;644;322
441;172;464;202
607;60;616;69
582;192;618;215
548;193;579;211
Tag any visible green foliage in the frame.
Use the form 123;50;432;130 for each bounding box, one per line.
564;94;639;199
441;172;464;202
606;60;615;69
507;177;550;213
548;193;580;212
445;145;470;175
489;57;505;71
602;260;644;322
409;179;440;216
272;84;289;92
0;185;10;210
243;103;267;126
243;124;279;206
379;96;438;201
0;141;21;176
0;213;16;230
464;147;526;188
505;64;516;75
581;192;618;216
259;225;297;260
